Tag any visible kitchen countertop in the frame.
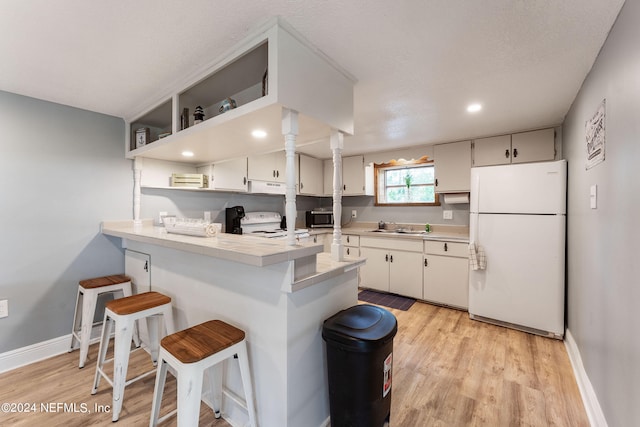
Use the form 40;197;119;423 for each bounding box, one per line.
310;223;470;243
102;219;324;267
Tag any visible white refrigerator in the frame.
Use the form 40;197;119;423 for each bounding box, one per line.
469;160;567;338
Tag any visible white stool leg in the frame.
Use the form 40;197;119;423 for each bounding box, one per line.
78;288;98;368
177;364;203;427
162;304;175;335
208;362;224;419
92;313;113;394
120;284;141;348
236;342;257;427
147;315;161;365
149;354;168;427
69;287;83;352
111;315;134;422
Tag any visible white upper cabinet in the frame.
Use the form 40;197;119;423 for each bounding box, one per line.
473;128;555;167
248;151;286;183
299;154;323;196
342;155;366;195
511;128;556;164
126;19;354;165
323;155;374;196
434;140;472;193
211;158;248;192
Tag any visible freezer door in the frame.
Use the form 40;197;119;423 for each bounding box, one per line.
470;160;566;214
469;213;565;336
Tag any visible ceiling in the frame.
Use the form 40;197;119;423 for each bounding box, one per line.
0;1;625;158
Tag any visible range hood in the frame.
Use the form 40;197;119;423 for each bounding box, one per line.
248;180;286;195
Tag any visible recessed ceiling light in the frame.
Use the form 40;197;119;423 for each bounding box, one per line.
181;151;194;157
251;129;267;138
467;103;482;113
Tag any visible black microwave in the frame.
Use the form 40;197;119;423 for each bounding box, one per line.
306;210;334;228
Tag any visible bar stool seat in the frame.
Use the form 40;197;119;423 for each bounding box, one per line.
150;320;257;427
69;274;139;368
92;291;175;422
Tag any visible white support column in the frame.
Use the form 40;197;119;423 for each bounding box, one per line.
330;131;344;261
282;108;299;246
133;157;143;229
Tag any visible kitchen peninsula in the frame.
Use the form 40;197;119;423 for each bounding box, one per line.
102;219;364;427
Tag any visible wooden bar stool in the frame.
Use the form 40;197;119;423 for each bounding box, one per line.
149;320;257;427
69;274;140;368
91;291;175;422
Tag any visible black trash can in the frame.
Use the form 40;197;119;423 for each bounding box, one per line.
322;304;398;427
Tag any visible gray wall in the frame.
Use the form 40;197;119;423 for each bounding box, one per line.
0;91;131;353
563;1;640;426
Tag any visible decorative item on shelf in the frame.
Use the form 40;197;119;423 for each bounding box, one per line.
170;173;208;188
193;106;204;124
181;107;189;130
262;69;268;96
219;97;237;114
135;127;150;148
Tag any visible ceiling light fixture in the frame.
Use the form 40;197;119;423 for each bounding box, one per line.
181;151;194;157
467;103;482;113
251;129;267;138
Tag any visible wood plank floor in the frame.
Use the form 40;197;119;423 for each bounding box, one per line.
0;301;588;426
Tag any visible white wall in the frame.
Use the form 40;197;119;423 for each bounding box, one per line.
0;91;131;353
563;1;640;425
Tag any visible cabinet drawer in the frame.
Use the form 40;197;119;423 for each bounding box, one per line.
342;234;359;246
344;246;359;257
424;241;468;257
360;236;422;252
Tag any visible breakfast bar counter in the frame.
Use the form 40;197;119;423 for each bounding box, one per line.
101;219;364;427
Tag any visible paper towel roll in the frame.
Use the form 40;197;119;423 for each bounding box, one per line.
443;193;470;204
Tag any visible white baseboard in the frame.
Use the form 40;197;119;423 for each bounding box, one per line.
565;329;608;427
0;334;73;374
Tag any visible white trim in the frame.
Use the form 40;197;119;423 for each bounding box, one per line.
0;334;72;374
564;329;608;427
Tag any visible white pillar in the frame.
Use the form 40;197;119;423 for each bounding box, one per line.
330;131;344;261
282;108;299;246
133;157;143;229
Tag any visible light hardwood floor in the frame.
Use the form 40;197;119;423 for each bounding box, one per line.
0;301;588;426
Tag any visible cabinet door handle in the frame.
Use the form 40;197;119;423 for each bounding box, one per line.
144;260;149;272
390;254;393;263
346;247;350;255
435;178;438;187
346;236;350;243
343;184;346;191
513;148;518;158
385;254;389;262
300;182;304;189
243;177;247;185
424;258;428;267
505;149;510;158
444;243;448;252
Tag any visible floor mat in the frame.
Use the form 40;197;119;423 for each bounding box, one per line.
358;289;416;311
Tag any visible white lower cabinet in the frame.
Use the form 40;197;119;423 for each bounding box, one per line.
342;234;360;258
124;249;151;293
359;237;423;299
423;241;469;309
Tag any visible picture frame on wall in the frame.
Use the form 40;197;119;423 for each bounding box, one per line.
585;99;605;170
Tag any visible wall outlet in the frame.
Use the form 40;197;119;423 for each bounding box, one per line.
351;210;357;219
443;210;453;220
0;299;8;319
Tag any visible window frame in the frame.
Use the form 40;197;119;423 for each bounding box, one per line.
374;156;440;207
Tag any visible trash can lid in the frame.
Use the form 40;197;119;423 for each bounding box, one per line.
322;304;398;351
